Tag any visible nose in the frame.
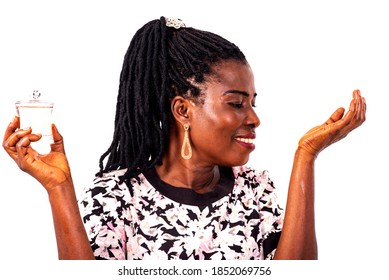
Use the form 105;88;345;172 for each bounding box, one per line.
246;107;260;128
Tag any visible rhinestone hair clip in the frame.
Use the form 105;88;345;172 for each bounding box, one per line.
165;18;186;29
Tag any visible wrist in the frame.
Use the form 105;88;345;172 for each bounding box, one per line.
41;171;73;192
46;178;76;201
295;147;317;164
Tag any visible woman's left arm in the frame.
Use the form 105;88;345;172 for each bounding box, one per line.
273;89;366;259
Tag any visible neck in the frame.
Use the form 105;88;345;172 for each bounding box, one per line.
157;124;221;193
155;157;220;194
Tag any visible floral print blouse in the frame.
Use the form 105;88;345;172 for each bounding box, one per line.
78;165;284;260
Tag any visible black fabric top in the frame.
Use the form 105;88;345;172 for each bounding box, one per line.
142;166;235;207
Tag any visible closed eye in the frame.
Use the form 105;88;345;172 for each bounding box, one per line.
224;90;257;109
228;102;257;109
229;102;244;108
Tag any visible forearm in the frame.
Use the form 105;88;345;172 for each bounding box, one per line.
48;180;95;260
274;148;318;260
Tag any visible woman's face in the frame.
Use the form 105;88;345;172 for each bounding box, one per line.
188;60;260;167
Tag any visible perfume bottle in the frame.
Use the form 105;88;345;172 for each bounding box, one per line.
15;90;54;154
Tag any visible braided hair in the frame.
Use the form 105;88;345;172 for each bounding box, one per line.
98;16;246;181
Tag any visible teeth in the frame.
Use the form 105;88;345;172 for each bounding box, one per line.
236;137;254;144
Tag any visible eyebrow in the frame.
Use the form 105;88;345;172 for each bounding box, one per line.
223;90;257;97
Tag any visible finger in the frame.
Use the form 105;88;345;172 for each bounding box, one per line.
15;133;42;149
15;134;41;168
362;96;367;116
3;127;33;155
3;116;20;143
51;123;62;141
350;90;366;126
50;124;66;153
343;89;361;120
324;90;358;128
324;107;345;125
353;89;361;99
356;91;364;122
336;93;365;133
340;99;357;126
356;91;367;123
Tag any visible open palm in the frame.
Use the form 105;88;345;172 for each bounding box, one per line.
298;90;366;158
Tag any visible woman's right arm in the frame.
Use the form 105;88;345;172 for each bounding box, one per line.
3;116;95;259
273;90;366;259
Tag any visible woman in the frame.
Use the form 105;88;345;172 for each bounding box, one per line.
2;17;366;260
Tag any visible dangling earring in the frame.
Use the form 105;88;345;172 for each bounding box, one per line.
181;123;192;160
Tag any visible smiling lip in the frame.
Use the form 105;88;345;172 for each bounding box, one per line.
235;133;256;150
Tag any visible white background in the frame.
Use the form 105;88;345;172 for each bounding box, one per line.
0;0;387;279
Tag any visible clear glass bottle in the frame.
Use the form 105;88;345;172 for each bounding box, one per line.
15;90;54;154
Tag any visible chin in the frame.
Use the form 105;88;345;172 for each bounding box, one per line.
222;156;250;167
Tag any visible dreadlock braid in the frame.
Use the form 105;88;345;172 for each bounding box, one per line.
98;17;246;181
